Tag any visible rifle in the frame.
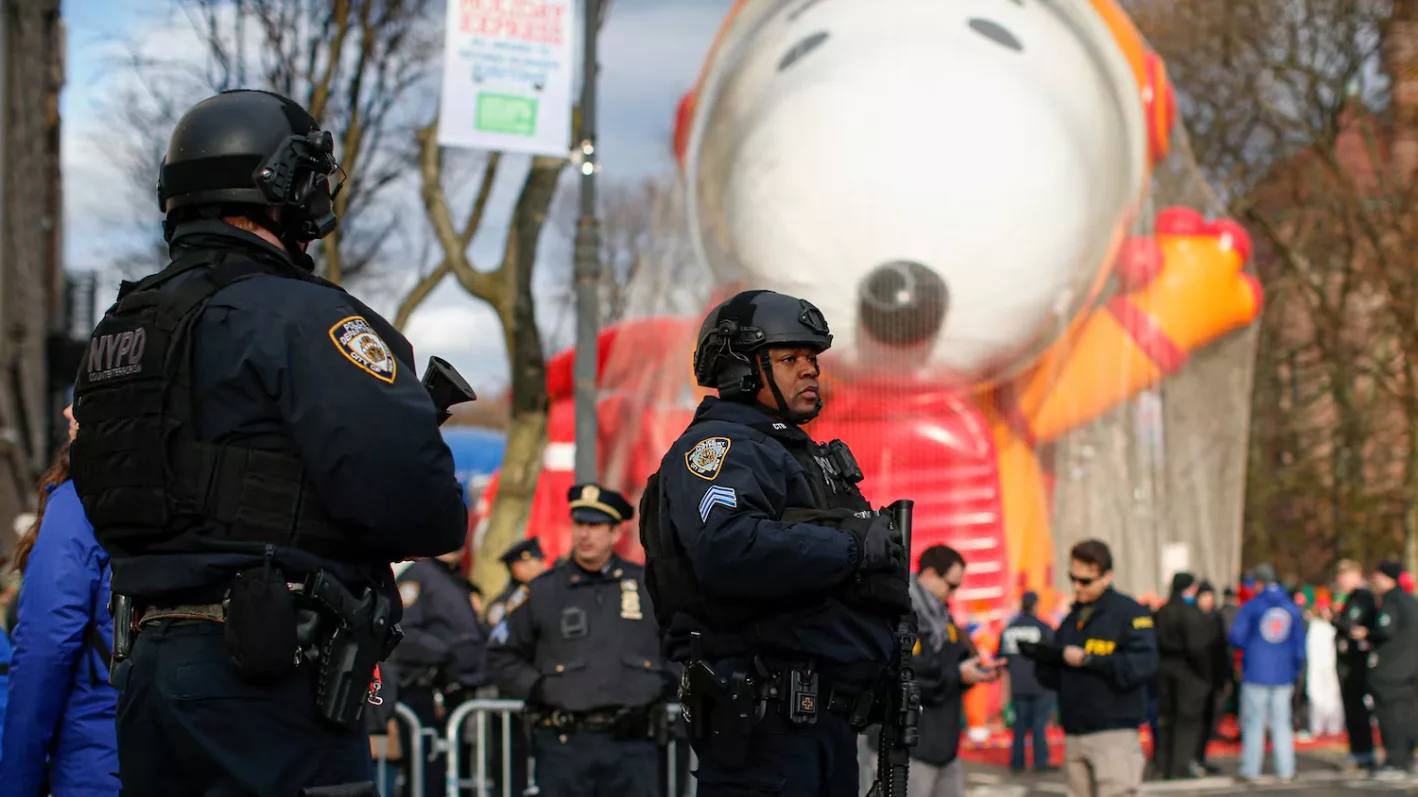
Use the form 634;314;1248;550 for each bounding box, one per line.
421;356;478;426
868;499;921;797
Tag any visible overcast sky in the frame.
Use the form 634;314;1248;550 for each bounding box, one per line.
60;0;734;390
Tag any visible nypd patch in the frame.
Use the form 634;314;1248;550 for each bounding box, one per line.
398;581;420;608
686;437;731;481
329;315;397;384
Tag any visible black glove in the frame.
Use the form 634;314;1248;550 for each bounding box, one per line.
843;571;912;617
848;514;904;573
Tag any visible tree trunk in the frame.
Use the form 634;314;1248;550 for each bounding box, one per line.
471;155;566;595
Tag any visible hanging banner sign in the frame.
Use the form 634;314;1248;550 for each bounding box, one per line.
437;0;577;157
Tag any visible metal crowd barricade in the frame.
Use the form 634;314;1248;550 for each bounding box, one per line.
372;701;442;797
443;699;698;797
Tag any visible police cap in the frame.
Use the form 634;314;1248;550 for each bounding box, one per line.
500;537;545;566
568;483;633;526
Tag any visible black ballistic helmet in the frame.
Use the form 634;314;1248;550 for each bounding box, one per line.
157;89;341;252
693;290;832;420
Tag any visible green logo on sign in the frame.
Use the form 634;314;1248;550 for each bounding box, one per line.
476;94;539;136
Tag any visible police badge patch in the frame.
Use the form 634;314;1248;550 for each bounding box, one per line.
685;437;731;481
329;315;397;384
398;582;420;608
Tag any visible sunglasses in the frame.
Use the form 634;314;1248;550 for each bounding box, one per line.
1069;574;1099;586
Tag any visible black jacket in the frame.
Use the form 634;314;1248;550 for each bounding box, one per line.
999;614;1054;697
1369;588;1418;693
657;397;895;671
1155;595;1213;684
1036;588;1158;735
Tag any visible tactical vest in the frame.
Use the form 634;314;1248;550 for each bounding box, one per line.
639;415;871;636
70;250;349;562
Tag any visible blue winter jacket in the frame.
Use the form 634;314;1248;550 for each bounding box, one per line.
0;481;119;796
1228;584;1306;687
0;620;11;751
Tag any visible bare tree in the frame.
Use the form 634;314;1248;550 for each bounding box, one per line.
1132;0;1418;580
541;174;704;352
102;0;439;284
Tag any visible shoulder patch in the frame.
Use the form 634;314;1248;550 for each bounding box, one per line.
685;436;731;481
487;602;506;626
398;581;421;608
505;585;529;614
329;315;397;384
1132;615;1153;630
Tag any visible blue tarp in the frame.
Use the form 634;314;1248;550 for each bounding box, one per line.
441;426;507;504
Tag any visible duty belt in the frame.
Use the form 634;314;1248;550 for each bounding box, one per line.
535;706;655;737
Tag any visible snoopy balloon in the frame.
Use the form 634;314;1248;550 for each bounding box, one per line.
481;0;1260;677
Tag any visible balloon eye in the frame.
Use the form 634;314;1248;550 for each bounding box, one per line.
778;31;830;72
969;19;1023;52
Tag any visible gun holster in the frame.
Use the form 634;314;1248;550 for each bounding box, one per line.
303;570;402;730
681;652;763;767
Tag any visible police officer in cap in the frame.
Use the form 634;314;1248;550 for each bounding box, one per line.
392;543;489;797
487;484;672;797
486;537;548;629
641;289;910;795
70;90;468;796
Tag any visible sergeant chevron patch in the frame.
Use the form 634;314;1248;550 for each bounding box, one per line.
699;485;737;522
329;315;397;384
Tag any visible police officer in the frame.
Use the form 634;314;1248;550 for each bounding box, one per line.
1356;561;1418;779
640;290;910;796
487;484;672;797
393;545;488;797
1332;559;1378;771
69;90;469;796
1022;540;1158;797
486;537;548;629
482;537;547;797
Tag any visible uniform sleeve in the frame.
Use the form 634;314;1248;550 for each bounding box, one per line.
485;590;542;700
0;493;104;795
1083;605;1158;691
390;574;451;668
267;300;467;560
662;435;856;599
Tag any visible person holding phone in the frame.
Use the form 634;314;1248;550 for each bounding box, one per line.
871;545;1004;797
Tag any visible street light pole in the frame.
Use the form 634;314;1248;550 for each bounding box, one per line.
572;0;602;484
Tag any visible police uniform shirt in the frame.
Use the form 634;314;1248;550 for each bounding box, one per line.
655;396;895;667
487;538;544;628
486;555;669;713
1335;587;1377;660
103;222;467;601
1036;587;1159;735
391;559;488;688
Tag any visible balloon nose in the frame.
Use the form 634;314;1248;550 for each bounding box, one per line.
859;261;949;346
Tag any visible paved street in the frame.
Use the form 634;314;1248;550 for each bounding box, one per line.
960;751;1418;796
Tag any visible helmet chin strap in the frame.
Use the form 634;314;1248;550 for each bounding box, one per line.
754;351;822;425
